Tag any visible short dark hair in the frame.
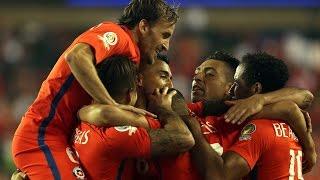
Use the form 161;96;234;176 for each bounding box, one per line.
157;53;169;64
206;51;240;73
241;52;289;93
96;56;138;98
118;0;179;29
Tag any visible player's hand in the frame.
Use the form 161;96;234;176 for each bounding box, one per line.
11;169;28;180
301;109;312;133
117;104;157;118
302;137;317;174
224;94;265;124
148;87;176;112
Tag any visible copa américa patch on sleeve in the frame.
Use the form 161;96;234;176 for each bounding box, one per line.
239;123;256;141
97;31;118;50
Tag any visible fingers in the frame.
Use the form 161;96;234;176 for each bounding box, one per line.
224;100;237;106
167;89;177;99
237;111;252;125
161;87;169;95
118;105;157;118
230;109;246;124
303;110;312;133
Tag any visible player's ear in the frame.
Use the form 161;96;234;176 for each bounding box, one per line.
137;73;143;87
251;82;262;94
138;19;150;35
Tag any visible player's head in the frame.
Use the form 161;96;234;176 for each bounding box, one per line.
139;53;173;95
119;0;179;63
97;56;138;106
229;52;289;100
191;51;240;103
170;88;189;116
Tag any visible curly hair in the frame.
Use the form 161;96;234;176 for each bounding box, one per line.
241;52;289;93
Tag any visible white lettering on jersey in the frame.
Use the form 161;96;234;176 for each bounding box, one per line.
201;121;216;135
210;143;223;156
97;32;118;50
114;126;138;136
74;128;90;145
272;123;298;141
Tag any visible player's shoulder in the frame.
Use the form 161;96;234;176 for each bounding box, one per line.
92;21;129;37
146;116;161;129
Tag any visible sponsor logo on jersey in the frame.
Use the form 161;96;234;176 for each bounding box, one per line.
72;166;85;180
114;126;138;136
98;32;118;50
239;123;256;141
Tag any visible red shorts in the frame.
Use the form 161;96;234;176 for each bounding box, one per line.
12;135;85;180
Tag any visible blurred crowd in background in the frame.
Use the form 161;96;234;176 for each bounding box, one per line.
0;6;320;180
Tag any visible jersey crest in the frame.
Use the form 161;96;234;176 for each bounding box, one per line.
239;123;256;141
98;32;118;50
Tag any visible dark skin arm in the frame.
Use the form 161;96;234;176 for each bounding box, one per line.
224;87;314;124
185;115;250;180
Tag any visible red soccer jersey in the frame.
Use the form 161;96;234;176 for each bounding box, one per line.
228;119;303;180
15;22;140;141
74;116;160;180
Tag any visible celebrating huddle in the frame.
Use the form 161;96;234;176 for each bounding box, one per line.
11;0;316;180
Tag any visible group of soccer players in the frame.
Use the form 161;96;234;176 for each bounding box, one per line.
11;0;317;179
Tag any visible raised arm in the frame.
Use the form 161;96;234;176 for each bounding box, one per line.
66;43;116;105
224;87;314;124
78;104;150;128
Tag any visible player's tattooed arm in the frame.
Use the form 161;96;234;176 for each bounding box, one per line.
183;116;226;180
148;88;195;156
78;104;150;128
148;107;194;156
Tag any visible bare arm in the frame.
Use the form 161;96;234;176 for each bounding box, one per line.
184;116;225;180
149;108;195;157
78;104;150;129
262;87;314;109
65;43;116;105
224;87;314;124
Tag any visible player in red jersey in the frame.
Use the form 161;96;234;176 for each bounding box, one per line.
87;51;315;180
186;52;317;179
12;0;179;179
73;55;194;180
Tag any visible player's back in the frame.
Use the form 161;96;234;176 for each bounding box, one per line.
74;117;160;180
230;119;303;180
257;119;303;180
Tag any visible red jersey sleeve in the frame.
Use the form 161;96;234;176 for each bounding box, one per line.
145;116;161;129
228;120;274;169
101;126;152;159
75;22;129;64
187;102;203;117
